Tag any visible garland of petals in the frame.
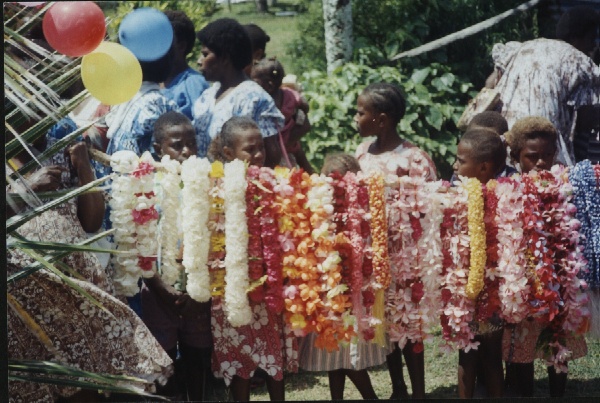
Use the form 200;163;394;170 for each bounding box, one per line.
257;167;284;313
465;177;486;300
366;172;390;346
180;156;212;302
157;155;183;285
439;178;477;352
223;160;252;327
208;162;226;302
109;150;144;296
494;177;530;323
245;166;265;303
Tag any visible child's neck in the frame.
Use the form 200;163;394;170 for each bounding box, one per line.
370;129;404;155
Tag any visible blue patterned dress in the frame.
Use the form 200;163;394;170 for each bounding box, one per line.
162;67;209;121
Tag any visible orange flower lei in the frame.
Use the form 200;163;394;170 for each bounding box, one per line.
208;161;226;301
465;177;487;300
366;172;389;345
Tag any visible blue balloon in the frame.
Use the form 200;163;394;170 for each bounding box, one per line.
118;8;173;62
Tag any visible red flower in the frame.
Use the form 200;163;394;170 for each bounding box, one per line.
362;290;375;308
411;281;424;304
131;161;154;178
412;341;424;354
132;207;159;225
138;256;156;271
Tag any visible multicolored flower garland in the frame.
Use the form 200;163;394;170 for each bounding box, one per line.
465;178;486;300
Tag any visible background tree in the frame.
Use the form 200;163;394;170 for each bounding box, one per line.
322;0;353;74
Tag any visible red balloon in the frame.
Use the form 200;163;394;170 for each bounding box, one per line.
42;2;106;57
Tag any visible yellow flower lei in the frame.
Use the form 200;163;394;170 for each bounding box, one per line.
465;178;487;300
209;161;226;298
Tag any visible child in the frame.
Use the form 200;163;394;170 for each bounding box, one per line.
354;83;437;399
503;116;587;397
298;153;384;401
453;128;508;398
466;111;509;137
208;116;295;401
251;58;315;173
141;111;211;401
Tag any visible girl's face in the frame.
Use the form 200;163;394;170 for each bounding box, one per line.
156;124;198;163
251;68;278;97
225;128;265;167
354;94;379;137
518;137;556;174
197;46;222;82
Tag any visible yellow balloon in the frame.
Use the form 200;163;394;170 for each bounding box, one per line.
81;41;142;106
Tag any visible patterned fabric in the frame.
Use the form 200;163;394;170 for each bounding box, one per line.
299;332;388;371
105;82;177;159
355;139;438;181
8;268;173;402
492;38;600;166
211;301;298;386
162;67;210;121
502;320;587;363
192;80;284;157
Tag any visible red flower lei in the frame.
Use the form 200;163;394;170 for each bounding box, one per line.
245;166;265;303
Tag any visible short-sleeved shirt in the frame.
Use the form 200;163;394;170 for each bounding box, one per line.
355;140;438;182
105;82;177;159
192;80;284;157
162;67;209;121
491;38;600;166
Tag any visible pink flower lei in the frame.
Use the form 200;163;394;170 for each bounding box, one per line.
439;180;477;352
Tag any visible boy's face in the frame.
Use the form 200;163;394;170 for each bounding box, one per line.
225;128;265;168
518;137;556;174
157;124;197;163
453;141;491;183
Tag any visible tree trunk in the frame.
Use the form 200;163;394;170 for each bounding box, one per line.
322;0;353;74
256;0;269;13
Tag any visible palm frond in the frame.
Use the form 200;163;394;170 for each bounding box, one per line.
7;238;124;255
6;175;112;233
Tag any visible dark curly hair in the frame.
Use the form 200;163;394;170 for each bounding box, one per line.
208;116;260;162
197;18;252;70
164;10;196;56
556;6;600;43
251;57;285;87
321;153;361;176
244;23;270;54
153;111;194;146
460;128;507;175
467;111;509;136
505;116;558;161
361;83;406;125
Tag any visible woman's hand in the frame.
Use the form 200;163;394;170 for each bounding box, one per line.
27;165;65;192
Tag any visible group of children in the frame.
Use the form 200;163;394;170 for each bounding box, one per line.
137;73;586;401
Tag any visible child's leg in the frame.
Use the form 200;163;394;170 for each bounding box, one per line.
480;330;504;397
345;369;378;400
230;375;251;402
328;369;346;400
265;375;285;401
505;362;534;397
179;342;209;401
387;343;409;399
458;348;477;398
402;342;425;398
547;364;567;397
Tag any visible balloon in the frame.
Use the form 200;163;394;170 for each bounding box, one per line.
118;8;173;62
42;2;105;57
81;42;142;106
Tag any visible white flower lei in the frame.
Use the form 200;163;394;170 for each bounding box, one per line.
157;155;182;285
494;179;530;323
180;156;212;302
109;151;141;296
135;152;159;279
223;159;252;327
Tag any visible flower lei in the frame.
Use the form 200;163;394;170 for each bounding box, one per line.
257;167;284;313
208;161;226;303
494;177;529;323
156;155;182;286
385;175;432;349
180;156;212;302
306;173;353;351
277;168;314;336
366;172;390;346
109;151;145;296
465;178;486;300
245;166;265;303
223;159;252;327
439;179;477;352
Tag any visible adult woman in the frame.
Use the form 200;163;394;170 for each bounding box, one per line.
192;18;283;167
7;126;173;401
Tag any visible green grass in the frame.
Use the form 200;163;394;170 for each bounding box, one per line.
202;335;600;400
208;0;311;76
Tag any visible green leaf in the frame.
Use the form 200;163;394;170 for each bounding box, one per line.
426;107;444;131
410;67;431;84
